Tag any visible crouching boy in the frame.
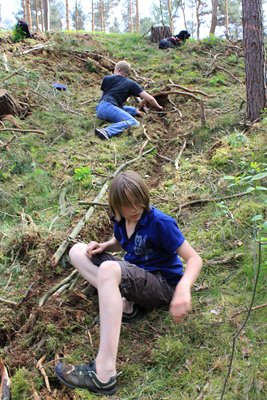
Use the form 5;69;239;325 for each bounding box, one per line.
55;170;203;395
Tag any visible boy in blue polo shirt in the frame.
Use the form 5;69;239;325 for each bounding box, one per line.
55;170;203;395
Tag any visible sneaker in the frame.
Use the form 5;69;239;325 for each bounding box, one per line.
55;360;117;395
95;128;109;140
122;303;147;324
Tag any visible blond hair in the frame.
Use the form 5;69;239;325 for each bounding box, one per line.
108;170;150;222
115;60;131;77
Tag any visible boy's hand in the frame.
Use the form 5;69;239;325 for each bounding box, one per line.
86;241;105;258
169;284;191;323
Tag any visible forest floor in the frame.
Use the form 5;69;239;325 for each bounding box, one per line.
0;31;267;400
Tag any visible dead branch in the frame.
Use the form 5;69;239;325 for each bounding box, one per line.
78;201;108;206
2;65;25;82
139;140;148;155
36;355;51;393
206;253;244;266
168;79;213;97
0;135;17;149
214;63;243;85
50;146;156;268
0;297;17;305
20;43;51;55
39;270;78;307
175;139;186;169
0;128;47;135
170;191;249;213
230;302;267;318
0;357;11;400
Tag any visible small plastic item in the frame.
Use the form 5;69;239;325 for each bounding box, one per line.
52;83;67;91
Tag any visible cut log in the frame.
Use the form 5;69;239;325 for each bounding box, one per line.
0;90;23;117
151;26;172;43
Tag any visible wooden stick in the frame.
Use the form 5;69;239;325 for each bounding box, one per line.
50;147;156;268
0;128;47;135
175;139;186;169
231;302;267;318
36;355;51;393
0;297;17;305
78;201;108;206
170;191;249;213
0;357;11;400
168;80;213;97
39;270;78;307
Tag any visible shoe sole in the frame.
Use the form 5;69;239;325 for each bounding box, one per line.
55;370;117;395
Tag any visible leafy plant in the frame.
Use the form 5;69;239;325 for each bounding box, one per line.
74;166;92;181
12;24;26;42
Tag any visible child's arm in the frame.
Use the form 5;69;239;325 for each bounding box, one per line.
86;237;122;259
170;240;203;323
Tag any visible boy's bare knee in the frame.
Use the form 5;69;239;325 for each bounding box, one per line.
98;261;121;284
69;242;86;260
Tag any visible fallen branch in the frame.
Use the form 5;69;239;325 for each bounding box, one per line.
2;65;25;82
175;139;186;169
20;43;51;55
0;297;17;305
78;201;108;206
36;355;51;393
0;128;47;135
170;191;249;213
50;146;156;268
168;80;213;97
39;270;78;307
214;63;243;85
230;302;267;318
0;357;11;400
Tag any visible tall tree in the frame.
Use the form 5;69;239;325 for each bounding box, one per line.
210;0;218;34
50;0;64;30
225;0;228;34
150;0;181;32
71;0;86;30
22;0;27;20
43;0;50;30
242;0;266;122
26;0;32;29
39;0;44;31
66;0;70;30
135;0;139;33
91;0;94;31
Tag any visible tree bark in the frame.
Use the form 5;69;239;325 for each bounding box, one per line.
39;0;44;31
225;0;228;35
210;0;218;35
35;0;39;31
91;0;94;31
196;0;201;40
26;0;32;31
181;1;187;31
100;0;104;31
66;0;70;30
22;0;27;20
43;0;50;31
135;0;139;33
151;26;172;42
75;0;78;30
167;0;173;33
0;90;23;117
242;0;267;122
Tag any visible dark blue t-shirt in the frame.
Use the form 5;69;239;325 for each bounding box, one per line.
113;206;185;285
100;75;143;109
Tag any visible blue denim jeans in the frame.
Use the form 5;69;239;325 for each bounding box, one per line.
96;101;139;138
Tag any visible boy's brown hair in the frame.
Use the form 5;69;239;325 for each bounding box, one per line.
115;60;131;77
108;170;150;222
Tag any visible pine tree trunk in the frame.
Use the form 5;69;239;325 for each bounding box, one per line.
242;0;267;122
35;0;39;31
75;0;78;30
225;0;228;35
181;2;187;31
66;0;70;30
22;0;27;20
196;0;201;40
100;0;104;31
43;0;50;31
92;0;94;31
135;0;139;33
39;0;44;31
167;0;173;33
26;0;32;30
129;0;133;33
151;26;172;43
210;0;218;34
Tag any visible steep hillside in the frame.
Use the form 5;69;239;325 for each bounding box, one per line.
0;31;266;399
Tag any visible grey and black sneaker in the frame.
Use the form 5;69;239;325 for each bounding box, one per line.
95;128;109;140
55;360;117;395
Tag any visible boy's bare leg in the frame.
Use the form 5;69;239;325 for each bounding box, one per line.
95;261;122;382
69;243;99;288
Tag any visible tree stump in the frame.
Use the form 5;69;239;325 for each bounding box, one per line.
151;26;172;43
0;89;23;117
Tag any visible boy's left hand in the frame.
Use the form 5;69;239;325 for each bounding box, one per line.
169;285;191;323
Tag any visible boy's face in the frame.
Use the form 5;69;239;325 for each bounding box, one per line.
121;196;144;223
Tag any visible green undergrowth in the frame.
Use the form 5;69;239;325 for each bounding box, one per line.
0;31;266;399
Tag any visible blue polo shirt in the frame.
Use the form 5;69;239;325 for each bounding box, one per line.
113;206;185;285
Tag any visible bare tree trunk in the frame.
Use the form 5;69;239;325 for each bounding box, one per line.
196;0;201;40
26;0;32;30
100;0;104;31
91;0;94;31
129;0;133;33
225;0;228;35
43;0;50;31
22;0;27;20
242;0;267;122
35;0;39;31
39;0;44;31
210;0;218;34
151;26;172;42
181;1;187;31
66;0;70;30
135;0;139;33
75;0;78;30
167;0;173;32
